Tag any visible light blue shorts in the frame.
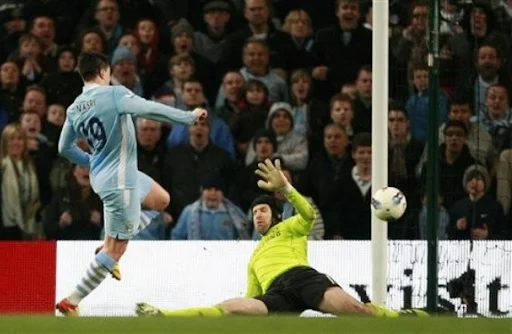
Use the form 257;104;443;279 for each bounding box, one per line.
99;188;141;240
137;171;154;203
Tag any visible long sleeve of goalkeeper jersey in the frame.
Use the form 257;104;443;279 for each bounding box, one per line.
284;186;316;236
245;265;262;298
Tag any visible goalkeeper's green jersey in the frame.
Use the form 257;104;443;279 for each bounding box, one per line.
246;188;316;297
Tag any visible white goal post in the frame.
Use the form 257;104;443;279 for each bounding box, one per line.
371;0;390;306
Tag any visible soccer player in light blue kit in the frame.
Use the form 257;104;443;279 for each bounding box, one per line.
56;51;207;316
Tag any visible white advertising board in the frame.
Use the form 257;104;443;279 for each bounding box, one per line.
55;241;512;317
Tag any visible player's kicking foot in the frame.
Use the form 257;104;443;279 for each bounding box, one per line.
398;309;430;317
95;245;121;280
136;303;163;317
56;298;80;316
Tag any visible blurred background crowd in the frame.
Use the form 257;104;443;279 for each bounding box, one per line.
1;0;512;242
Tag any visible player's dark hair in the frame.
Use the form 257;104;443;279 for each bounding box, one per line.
77;51;110;82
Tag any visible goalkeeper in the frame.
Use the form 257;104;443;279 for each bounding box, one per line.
136;159;425;317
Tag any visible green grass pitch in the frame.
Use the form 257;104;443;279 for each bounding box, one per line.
0;316;510;334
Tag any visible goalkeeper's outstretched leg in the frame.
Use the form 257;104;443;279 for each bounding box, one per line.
136;288;427;318
137;298;268;317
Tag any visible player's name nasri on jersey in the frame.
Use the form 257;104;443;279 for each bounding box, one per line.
75;99;96;113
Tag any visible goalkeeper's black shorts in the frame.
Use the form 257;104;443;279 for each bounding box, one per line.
254;266;339;313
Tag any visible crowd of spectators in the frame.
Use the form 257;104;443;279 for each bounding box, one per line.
1;0;512;241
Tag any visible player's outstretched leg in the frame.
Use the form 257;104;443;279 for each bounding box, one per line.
96;172;168;281
56;236;123;316
136;298;268;317
318;287;428;317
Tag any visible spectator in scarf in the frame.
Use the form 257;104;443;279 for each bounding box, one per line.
171;173;249;240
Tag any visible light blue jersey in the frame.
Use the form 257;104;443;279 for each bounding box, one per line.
58;84;197;194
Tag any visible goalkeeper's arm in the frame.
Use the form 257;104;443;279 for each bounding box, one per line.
281;183;316;236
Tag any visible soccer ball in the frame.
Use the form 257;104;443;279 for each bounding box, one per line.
371;187;407;221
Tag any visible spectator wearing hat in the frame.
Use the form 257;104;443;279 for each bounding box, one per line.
233;128;278;211
245;102;308;171
110;45;143;96
163;118;235;219
448;165;508;240
171;173;249;240
169;19;217;105
449;2;511;76
194;0;238;64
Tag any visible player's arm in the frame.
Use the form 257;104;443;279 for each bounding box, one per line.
245;264;262;298
114;86;203;125
281;184;316;236
58;117;91;167
255;159;315;236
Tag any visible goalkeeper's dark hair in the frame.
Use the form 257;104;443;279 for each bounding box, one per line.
77;51;110;82
250;195;282;225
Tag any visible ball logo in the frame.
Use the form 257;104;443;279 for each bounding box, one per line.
371;198;382;210
392;191;404;205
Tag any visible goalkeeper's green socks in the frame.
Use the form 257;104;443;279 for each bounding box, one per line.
162;306;224;317
365;303;399;318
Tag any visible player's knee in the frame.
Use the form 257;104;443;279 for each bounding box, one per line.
217;305;232;315
218;298;267;316
154;190;170;211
